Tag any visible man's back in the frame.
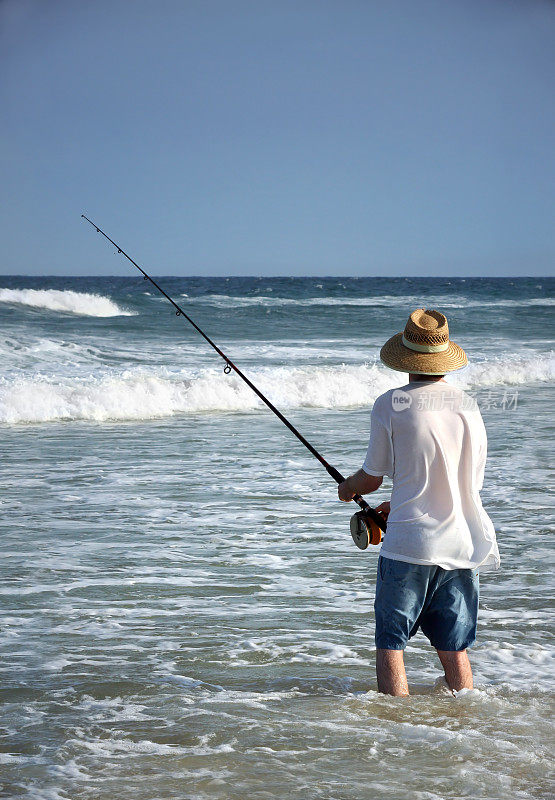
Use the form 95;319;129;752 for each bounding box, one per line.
363;380;499;570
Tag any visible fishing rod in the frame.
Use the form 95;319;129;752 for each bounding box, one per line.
81;214;386;549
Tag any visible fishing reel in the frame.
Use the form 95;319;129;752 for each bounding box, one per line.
350;509;385;550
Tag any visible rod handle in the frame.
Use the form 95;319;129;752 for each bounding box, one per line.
326;463;387;532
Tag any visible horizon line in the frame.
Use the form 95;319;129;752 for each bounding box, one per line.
0;274;552;280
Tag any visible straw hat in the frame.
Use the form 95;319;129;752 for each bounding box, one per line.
380;308;467;375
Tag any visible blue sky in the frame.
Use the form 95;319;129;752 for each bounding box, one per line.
1;0;554;276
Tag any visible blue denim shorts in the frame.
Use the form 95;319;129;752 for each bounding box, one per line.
374;555;479;651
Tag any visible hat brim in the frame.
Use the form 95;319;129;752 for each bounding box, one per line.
380;333;467;375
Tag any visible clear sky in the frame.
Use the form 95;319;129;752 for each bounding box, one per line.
1;0;554;277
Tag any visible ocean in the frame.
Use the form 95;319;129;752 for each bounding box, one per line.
0;275;553;799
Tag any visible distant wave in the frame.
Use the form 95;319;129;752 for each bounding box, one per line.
184;293;456;308
183;293;555;310
0;288;134;317
1;353;552;424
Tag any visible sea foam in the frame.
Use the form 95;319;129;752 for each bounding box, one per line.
0;352;552;424
185;293;555;309
0;288;134;317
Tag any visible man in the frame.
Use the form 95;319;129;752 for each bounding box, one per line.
338;308;499;696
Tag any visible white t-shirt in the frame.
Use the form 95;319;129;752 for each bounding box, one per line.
362;380;500;571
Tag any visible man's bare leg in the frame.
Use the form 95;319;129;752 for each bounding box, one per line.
376;649;409;696
436;649;473;691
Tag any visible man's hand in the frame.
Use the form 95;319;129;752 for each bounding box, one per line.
338;470;383;501
338;478;355;502
375;500;391;521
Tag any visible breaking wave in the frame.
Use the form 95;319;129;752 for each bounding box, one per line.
0;288;134;317
1;352;552;424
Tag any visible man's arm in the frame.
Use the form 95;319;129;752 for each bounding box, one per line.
338;469;383;501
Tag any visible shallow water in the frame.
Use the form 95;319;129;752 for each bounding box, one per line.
0;277;554;798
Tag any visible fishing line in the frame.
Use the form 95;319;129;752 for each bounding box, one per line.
81;214;386;549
